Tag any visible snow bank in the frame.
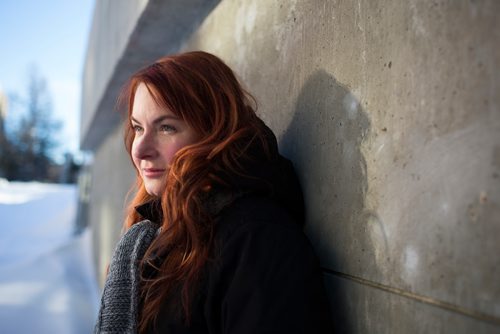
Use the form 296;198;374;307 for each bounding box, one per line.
0;181;77;268
0;181;99;334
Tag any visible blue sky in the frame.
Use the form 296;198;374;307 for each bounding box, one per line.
0;0;95;161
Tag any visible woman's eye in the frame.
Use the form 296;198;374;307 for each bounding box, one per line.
160;124;176;133
132;125;143;133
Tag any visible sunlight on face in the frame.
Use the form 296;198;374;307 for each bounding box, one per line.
130;83;199;196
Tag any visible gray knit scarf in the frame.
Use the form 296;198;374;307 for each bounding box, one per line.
94;190;236;333
94;220;159;334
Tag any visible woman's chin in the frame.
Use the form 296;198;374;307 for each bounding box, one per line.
144;182;163;197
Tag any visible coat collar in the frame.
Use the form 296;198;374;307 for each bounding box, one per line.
134;189;241;224
135;199;163;224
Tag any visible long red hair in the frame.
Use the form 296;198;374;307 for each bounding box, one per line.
120;51;271;331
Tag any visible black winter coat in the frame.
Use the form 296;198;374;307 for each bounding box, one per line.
137;125;334;333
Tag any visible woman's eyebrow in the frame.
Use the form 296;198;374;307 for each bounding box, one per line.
130;115;180;124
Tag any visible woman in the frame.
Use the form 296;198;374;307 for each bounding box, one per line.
95;51;333;333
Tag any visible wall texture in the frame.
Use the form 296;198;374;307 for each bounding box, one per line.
81;0;500;331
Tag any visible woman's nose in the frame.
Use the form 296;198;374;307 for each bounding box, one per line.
133;132;158;160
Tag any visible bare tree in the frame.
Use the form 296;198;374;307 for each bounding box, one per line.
0;67;62;181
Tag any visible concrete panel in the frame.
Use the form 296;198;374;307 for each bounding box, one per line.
81;0;149;149
88;124;135;285
324;272;500;333
181;0;500;321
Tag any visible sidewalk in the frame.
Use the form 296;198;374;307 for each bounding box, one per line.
0;181;100;334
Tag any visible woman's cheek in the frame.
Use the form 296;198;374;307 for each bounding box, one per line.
163;141;187;165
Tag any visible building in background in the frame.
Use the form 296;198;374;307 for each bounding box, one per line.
80;1;500;332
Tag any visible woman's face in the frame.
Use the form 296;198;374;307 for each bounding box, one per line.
131;83;199;196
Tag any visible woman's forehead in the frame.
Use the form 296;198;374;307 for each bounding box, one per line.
131;84;176;119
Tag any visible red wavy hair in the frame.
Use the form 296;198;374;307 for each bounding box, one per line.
120;51;271;332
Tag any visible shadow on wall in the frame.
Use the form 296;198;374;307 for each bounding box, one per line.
280;70;378;332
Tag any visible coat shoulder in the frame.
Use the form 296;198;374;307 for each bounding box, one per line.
214;193;304;244
205;194;334;333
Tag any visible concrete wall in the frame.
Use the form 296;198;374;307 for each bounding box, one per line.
81;0;500;331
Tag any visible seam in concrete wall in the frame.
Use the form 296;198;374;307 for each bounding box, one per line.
323;269;500;327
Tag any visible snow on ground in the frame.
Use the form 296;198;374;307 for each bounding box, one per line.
0;180;100;334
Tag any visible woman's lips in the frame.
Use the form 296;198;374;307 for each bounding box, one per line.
142;168;166;178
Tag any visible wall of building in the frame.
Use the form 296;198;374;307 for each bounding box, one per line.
81;0;500;331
